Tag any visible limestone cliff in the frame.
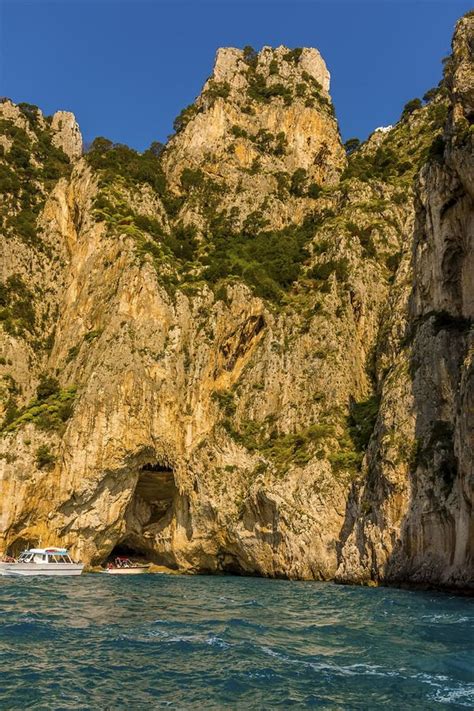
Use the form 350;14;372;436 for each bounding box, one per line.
0;20;472;589
337;12;473;589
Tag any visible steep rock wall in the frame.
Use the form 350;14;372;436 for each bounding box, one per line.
337;13;473;590
0;21;472;589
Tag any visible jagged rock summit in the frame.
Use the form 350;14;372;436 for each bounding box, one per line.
0;16;472;589
50;111;83;160
162;43;345;213
212;45;330;93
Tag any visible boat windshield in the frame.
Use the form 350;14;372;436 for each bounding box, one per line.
16;550;74;564
48;554;73;563
18;552;34;563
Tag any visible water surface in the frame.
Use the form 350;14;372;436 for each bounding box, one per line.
0;575;472;709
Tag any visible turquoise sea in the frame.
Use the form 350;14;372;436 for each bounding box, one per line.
0;574;472;709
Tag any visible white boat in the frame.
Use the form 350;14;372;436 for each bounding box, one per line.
0;547;84;576
103;556;150;575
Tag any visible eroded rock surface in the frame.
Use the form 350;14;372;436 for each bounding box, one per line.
51;111;83;160
336;13;473;589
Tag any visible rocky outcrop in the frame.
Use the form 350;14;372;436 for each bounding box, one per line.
336;12;473;590
51;111;83;160
0;19;472;589
162;44;345;229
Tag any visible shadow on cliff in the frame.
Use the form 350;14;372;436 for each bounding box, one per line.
337;153;473;591
384;134;473;589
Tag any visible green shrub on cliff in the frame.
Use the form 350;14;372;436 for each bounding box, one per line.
342;145;402;182
86;138;167;196
35;444;56;469
133;214;164;239
269;59;279;75
225;417;336;474
423;87;438;103
173;103;200;133
36;375;60;401
307;182;322;199
204;80;231;101
247;73;293;105
328;447;362;473
212;390;236;418
0;113;70;245
0;162;20;193
167;223;199;262
0;274;36;335
242;45;258;68
401;98;422;120
3;386;77;433
343;98;448;184
308;257;350;284
283;48;303;63
260;422;335;471
344;138;361;155
200;206;335;303
231;125;248;139
180;167;207;191
348;394;380;451
91;185;199;274
289;168;308;196
203;222;310;302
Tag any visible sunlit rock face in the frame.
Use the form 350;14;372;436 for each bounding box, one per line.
51;111;83;160
0;16;472;589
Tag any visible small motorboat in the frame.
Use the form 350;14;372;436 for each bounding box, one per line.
0;547;84;576
104;556;150;575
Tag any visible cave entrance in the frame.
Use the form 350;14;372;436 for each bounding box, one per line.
134;464;177;525
110;541;140;558
8;537;40;558
107;536;154;564
107;464;179;567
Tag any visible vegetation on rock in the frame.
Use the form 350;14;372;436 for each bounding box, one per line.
3;383;76;433
35;444;56;469
86;138;167;196
0;107;71;245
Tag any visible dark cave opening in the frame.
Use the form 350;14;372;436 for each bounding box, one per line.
135;464;177;525
8;537;40;557
105;463;179;566
107;536;154;564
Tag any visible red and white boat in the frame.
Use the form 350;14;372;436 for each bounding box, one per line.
104;556;150;575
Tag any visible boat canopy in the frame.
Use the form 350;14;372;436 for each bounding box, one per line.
28;547;69;555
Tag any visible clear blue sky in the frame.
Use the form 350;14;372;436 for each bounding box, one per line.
1;1;471;150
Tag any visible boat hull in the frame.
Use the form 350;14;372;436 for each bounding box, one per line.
0;563;84;577
104;567;149;575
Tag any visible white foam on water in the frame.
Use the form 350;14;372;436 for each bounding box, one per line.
206;635;231;649
260;647;402;679
421;614;470;624
429;684;474;707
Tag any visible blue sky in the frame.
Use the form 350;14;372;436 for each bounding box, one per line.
1;1;471;150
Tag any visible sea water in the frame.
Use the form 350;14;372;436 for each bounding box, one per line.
0;575;472;709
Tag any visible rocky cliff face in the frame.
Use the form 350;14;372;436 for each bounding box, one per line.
337;13;474;589
0;16;472;588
